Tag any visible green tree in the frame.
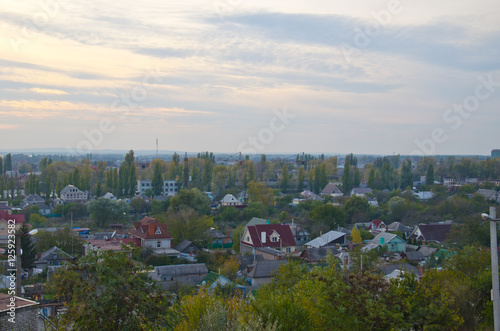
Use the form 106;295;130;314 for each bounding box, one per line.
88;198;129;227
169;188;210;215
47;248;174;330
426;163;435;185
344;195;370;224
165;209;213;246
281;164;289;193
297;167;305;191
129;162;137;196
151;162;163;196
202;159;213;191
18;224;37;269
400;160;413;189
35;228;84;256
247;181;275;207
342;161;353;195
309;204;345;229
4;153;12;172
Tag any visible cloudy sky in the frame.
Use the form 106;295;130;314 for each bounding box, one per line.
1;0;499;156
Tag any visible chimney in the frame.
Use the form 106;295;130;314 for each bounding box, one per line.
261;232;266;244
149;224;155;236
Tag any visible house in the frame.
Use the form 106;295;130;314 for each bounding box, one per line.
102;192;117;200
476;189;500;203
20;194;44;208
245;260;287;288
60;185;88;203
320;183;343;197
246;217;269;227
174;240;202;261
381;263;420;280
34;246;73;270
205;228;233;248
136;180;178;196
418;246;438;258
350;188;373;197
305;230;346;248
366;197;379;206
198;271;232;290
300;247;340;263
367;220;386;232
0;293;41;331
129;216;179;255
386;222;413;238
149;264;208;289
286;223;310;247
0;203;12;211
221;194;243;207
404;251;425;262
366;232;406;252
414;191;434;200
240;223;297;255
409;224;452;244
0;211;26;244
83;238;141;255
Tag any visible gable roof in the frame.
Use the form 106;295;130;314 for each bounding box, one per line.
351;188;373;195
37;246;73;262
320;183;342;195
387;222;412;233
129;216;173;240
23;194;44;204
418;246;438;257
368;220;385;230
381;263;420;277
0;203;12;211
405;251;425;261
174;239;202;253
243;224;297;248
368;232;405;245
247;260;287;278
411;224;452;243
221;194;239;203
0;210;25;224
305;230;345;248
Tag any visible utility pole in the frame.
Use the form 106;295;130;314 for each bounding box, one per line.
482;207;500;331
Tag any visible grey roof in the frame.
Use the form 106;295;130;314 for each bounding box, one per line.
387;222;412;233
301;247;340;262
206;228;227;239
405;251;425;261
305;231;346;248
237;254;264;271
477;189;500;202
320;183;342;195
0;203;12;211
154;263;208;277
255;247;283;257
351;188;373;195
418;246;438;257
246;217;269;227
23;195;44;203
247;260;287;278
37;246;73;262
174;240;202;253
381;263;419;277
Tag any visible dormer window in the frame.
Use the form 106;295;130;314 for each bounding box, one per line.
155;227;161;235
272;237;278;242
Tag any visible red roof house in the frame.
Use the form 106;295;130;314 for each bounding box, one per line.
129;217;179;256
240;223;297;256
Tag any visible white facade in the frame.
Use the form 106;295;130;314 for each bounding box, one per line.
137;180;178;195
60;185;87;203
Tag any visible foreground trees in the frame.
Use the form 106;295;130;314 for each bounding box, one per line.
47;248;175;330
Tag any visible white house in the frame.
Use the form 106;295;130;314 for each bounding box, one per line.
137;180;178;196
60;185;87;203
129;216;179;256
221;194;243;207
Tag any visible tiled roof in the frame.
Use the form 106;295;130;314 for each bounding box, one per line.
0;210;25;224
0;293;38;312
129;216;173;240
243;224;297;248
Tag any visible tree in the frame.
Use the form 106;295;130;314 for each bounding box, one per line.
231;224;245;253
165;209;213;246
281;164;289;193
169;188;210;215
309;204;345;229
4;153;12;172
342;161;353;195
247;181;275;207
202;159;213;191
426;164;435;186
183;153;189;189
88;198;129;227
353;168;361;188
351;227;362;244
151;162;163;196
36;228;84;256
400;160;413;189
344;195;370;224
387;196;408;221
18;224;37;269
297;167;305;191
47;248;174;330
129;197;147;214
129;162;137;196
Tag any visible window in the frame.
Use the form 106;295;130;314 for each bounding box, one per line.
272;236;278;242
0;224;4;231
286;248;291;253
157;241;161;248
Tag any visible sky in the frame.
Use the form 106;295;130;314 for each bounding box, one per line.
0;0;499;156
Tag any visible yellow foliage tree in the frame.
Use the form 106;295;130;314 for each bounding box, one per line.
351;227;362;244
